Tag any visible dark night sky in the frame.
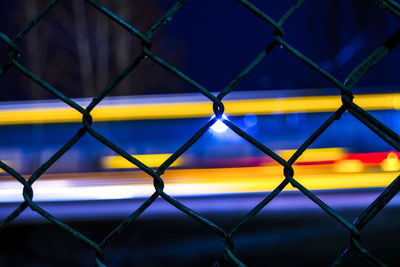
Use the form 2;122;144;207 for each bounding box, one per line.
156;0;399;92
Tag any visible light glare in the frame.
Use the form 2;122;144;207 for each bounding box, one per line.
211;115;228;133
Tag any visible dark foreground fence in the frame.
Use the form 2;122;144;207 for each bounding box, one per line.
1;0;400;266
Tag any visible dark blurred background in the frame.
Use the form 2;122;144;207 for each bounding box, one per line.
1;194;400;267
0;0;399;101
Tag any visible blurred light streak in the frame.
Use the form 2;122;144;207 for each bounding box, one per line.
0;93;399;125
102;153;180;169
334;159;364;173
0;166;397;203
278;147;345;163
0;180;153;202
346;151;400;164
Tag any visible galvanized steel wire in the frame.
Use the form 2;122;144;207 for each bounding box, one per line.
1;0;400;266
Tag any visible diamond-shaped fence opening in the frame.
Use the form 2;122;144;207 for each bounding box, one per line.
0;0;400;266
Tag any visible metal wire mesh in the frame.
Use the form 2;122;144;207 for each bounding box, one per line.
1;0;400;266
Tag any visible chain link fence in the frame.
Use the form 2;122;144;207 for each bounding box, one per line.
0;0;400;266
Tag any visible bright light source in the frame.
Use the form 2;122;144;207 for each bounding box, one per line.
381;152;400;172
211;115;228;133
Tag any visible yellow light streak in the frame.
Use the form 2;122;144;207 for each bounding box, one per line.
0;93;398;125
278;147;345;162
0;166;396;201
102;153;181;169
334;159;364;173
160;166;395;192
